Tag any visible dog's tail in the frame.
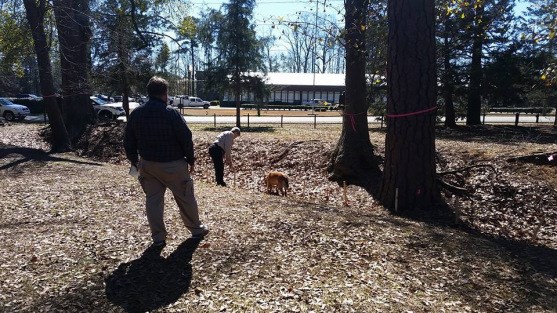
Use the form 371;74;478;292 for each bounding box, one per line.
284;176;289;189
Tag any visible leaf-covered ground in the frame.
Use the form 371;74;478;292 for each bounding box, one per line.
1;123;556;312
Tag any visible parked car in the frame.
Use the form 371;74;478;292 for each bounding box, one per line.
174;96;210;109
303;99;331;107
111;95;137;103
136;95;148;104
92;96;141;117
94;94;114;102
0;97;31;121
90;96;125;119
15;94;41;100
172;95;187;107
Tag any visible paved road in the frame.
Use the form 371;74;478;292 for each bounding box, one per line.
182;114;556;125
25;113;556;125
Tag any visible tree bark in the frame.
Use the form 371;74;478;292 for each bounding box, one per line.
53;0;94;142
117;23;130;119
328;0;380;189
23;0;71;152
443;17;457;128
234;66;241;128
466;2;484;125
379;0;438;211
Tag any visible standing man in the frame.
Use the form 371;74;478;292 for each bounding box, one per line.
124;76;208;247
208;127;241;187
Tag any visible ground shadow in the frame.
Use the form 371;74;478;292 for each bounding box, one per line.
286;198;557;310
105;238;201;313
199;126;276;133
0;146;101;171
435;125;557;145
413;223;557;310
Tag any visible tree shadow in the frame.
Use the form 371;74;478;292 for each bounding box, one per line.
435;125;557;145
413;223;557;310
105;238;202;313
0;146;102;171
287;198;557;310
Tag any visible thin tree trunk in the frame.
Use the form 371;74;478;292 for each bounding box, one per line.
443;18;456;128
554;104;557;127
379;0;438;211
234;66;241;128
466;2;484;125
551;95;557;127
328;0;379;189
53;0;94;142
235;88;241;128
117;26;130;119
23;0;71;152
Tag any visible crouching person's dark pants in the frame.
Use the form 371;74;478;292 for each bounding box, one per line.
209;143;225;186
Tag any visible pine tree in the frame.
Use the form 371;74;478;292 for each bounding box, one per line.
212;0;265;127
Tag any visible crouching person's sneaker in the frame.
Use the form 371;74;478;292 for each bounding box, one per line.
191;225;209;239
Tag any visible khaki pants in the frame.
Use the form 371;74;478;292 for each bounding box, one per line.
138;159;202;242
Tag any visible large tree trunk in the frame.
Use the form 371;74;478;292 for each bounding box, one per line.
379;0;438;211
23;0;71;152
53;0;94;142
466;2;484;125
328;0;379;188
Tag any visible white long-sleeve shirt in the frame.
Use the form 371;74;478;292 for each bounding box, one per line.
214;131;235;162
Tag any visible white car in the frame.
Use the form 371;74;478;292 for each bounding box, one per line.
174;96;210;109
90;96;125;119
90;96;141;119
0;98;30;121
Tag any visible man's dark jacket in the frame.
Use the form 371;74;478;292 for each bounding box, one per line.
124;97;195;165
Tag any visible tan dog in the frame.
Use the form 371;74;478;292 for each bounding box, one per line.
265;171;289;196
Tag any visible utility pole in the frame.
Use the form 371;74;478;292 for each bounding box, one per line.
191;39;196;96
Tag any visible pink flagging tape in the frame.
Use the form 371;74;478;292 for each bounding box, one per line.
386;106;437;118
342;111;367;132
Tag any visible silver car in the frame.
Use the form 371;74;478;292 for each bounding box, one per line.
0;98;30;121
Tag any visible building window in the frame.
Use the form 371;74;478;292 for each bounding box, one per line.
302;91;309;101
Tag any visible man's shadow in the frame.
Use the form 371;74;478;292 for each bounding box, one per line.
105;238;202;313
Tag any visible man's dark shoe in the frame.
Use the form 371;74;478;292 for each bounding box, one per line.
217;182;227;187
192;225;210;239
152;240;166;247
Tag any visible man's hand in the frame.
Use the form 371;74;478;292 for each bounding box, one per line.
189;164;195;175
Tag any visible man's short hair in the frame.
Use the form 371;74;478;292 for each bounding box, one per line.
147;76;168;98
